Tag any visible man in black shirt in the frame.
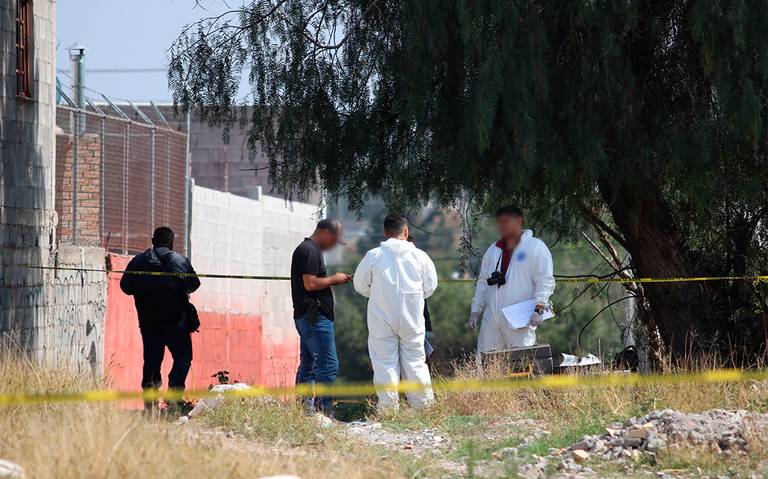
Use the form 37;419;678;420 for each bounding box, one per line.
291;219;351;417
120;227;200;411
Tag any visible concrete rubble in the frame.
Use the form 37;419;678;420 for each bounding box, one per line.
560;409;768;464
345;421;452;452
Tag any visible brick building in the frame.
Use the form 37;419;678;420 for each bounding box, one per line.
1;1;315;387
1;0;109;373
55;131;101;244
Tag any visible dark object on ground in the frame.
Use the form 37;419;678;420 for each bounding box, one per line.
613;345;640;372
482;344;553;375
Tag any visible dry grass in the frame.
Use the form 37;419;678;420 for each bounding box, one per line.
0;353;405;479
4;347;768;478
420;355;768;422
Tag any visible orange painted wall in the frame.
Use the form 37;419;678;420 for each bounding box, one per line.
103;254;299;396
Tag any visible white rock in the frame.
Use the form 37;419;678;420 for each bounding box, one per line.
0;460;25;478
571;450;590;463
314;413;333;430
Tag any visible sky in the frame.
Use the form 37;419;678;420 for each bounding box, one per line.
56;0;246;103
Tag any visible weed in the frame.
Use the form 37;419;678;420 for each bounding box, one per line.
520;418;605;456
201;397;323;444
0;350;406;479
453;436;523;460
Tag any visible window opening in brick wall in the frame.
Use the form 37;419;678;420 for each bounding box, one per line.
15;0;33;99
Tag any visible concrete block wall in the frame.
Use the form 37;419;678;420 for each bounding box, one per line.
102;185;318;394
0;0;59;359
46;245;106;374
189;186;318;386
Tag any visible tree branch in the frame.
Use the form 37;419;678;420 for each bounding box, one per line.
579;203;629;250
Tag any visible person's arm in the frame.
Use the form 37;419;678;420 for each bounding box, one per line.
421;252;438;299
533;241;555;307
470;246;493;315
353;250;376;298
119;258;139;295
303;272;350;291
300;248;350;291
165;254;201;293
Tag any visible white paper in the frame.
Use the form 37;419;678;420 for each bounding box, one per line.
560;353;601;367
501;298;554;329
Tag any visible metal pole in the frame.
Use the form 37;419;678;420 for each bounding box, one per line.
123;123;131;255
72;111;79;243
150;128;156;232
183;110;192;257
99;116;106;243
165;134;170;226
68;43;87;133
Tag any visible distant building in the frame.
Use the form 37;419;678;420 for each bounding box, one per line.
134;105;322;206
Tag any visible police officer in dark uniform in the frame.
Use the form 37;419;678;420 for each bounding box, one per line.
120;226;200;411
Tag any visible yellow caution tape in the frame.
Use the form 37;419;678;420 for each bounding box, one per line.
19;265;291;281
1;369;766;408
16;265;768;285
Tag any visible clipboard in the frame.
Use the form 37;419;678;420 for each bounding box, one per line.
501;299;554;329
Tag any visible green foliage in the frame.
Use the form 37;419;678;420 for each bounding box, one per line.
171;0;768;355
453;436;523;461
519;419;607;457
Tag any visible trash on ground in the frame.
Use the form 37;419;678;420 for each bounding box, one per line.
559;353;602;368
0;459;25;479
187;383;252;418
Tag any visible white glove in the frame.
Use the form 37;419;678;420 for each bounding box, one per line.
469;312;480;331
529;310;545;329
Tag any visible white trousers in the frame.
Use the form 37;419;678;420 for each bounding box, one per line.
476;312;537;367
369;325;434;411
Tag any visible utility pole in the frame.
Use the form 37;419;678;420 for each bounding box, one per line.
67;43;87;242
68;43;87;111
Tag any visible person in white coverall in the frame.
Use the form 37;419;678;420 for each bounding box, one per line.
469;206;556;360
354;214;438;411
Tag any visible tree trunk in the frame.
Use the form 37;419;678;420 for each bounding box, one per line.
598;178;716;358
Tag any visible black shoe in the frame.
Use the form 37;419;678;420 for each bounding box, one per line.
166;400;195;417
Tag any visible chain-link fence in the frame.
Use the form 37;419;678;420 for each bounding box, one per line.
55;104;189;256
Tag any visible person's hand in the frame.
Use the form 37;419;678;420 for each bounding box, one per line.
332;272;353;284
529;305;547;328
469;312;480;330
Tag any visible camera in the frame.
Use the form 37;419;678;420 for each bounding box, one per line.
487;271;506;287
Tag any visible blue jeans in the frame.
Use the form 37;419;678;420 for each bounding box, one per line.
294;314;338;415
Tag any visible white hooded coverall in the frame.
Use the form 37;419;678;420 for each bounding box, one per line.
354;238;438;410
471;230;556;354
